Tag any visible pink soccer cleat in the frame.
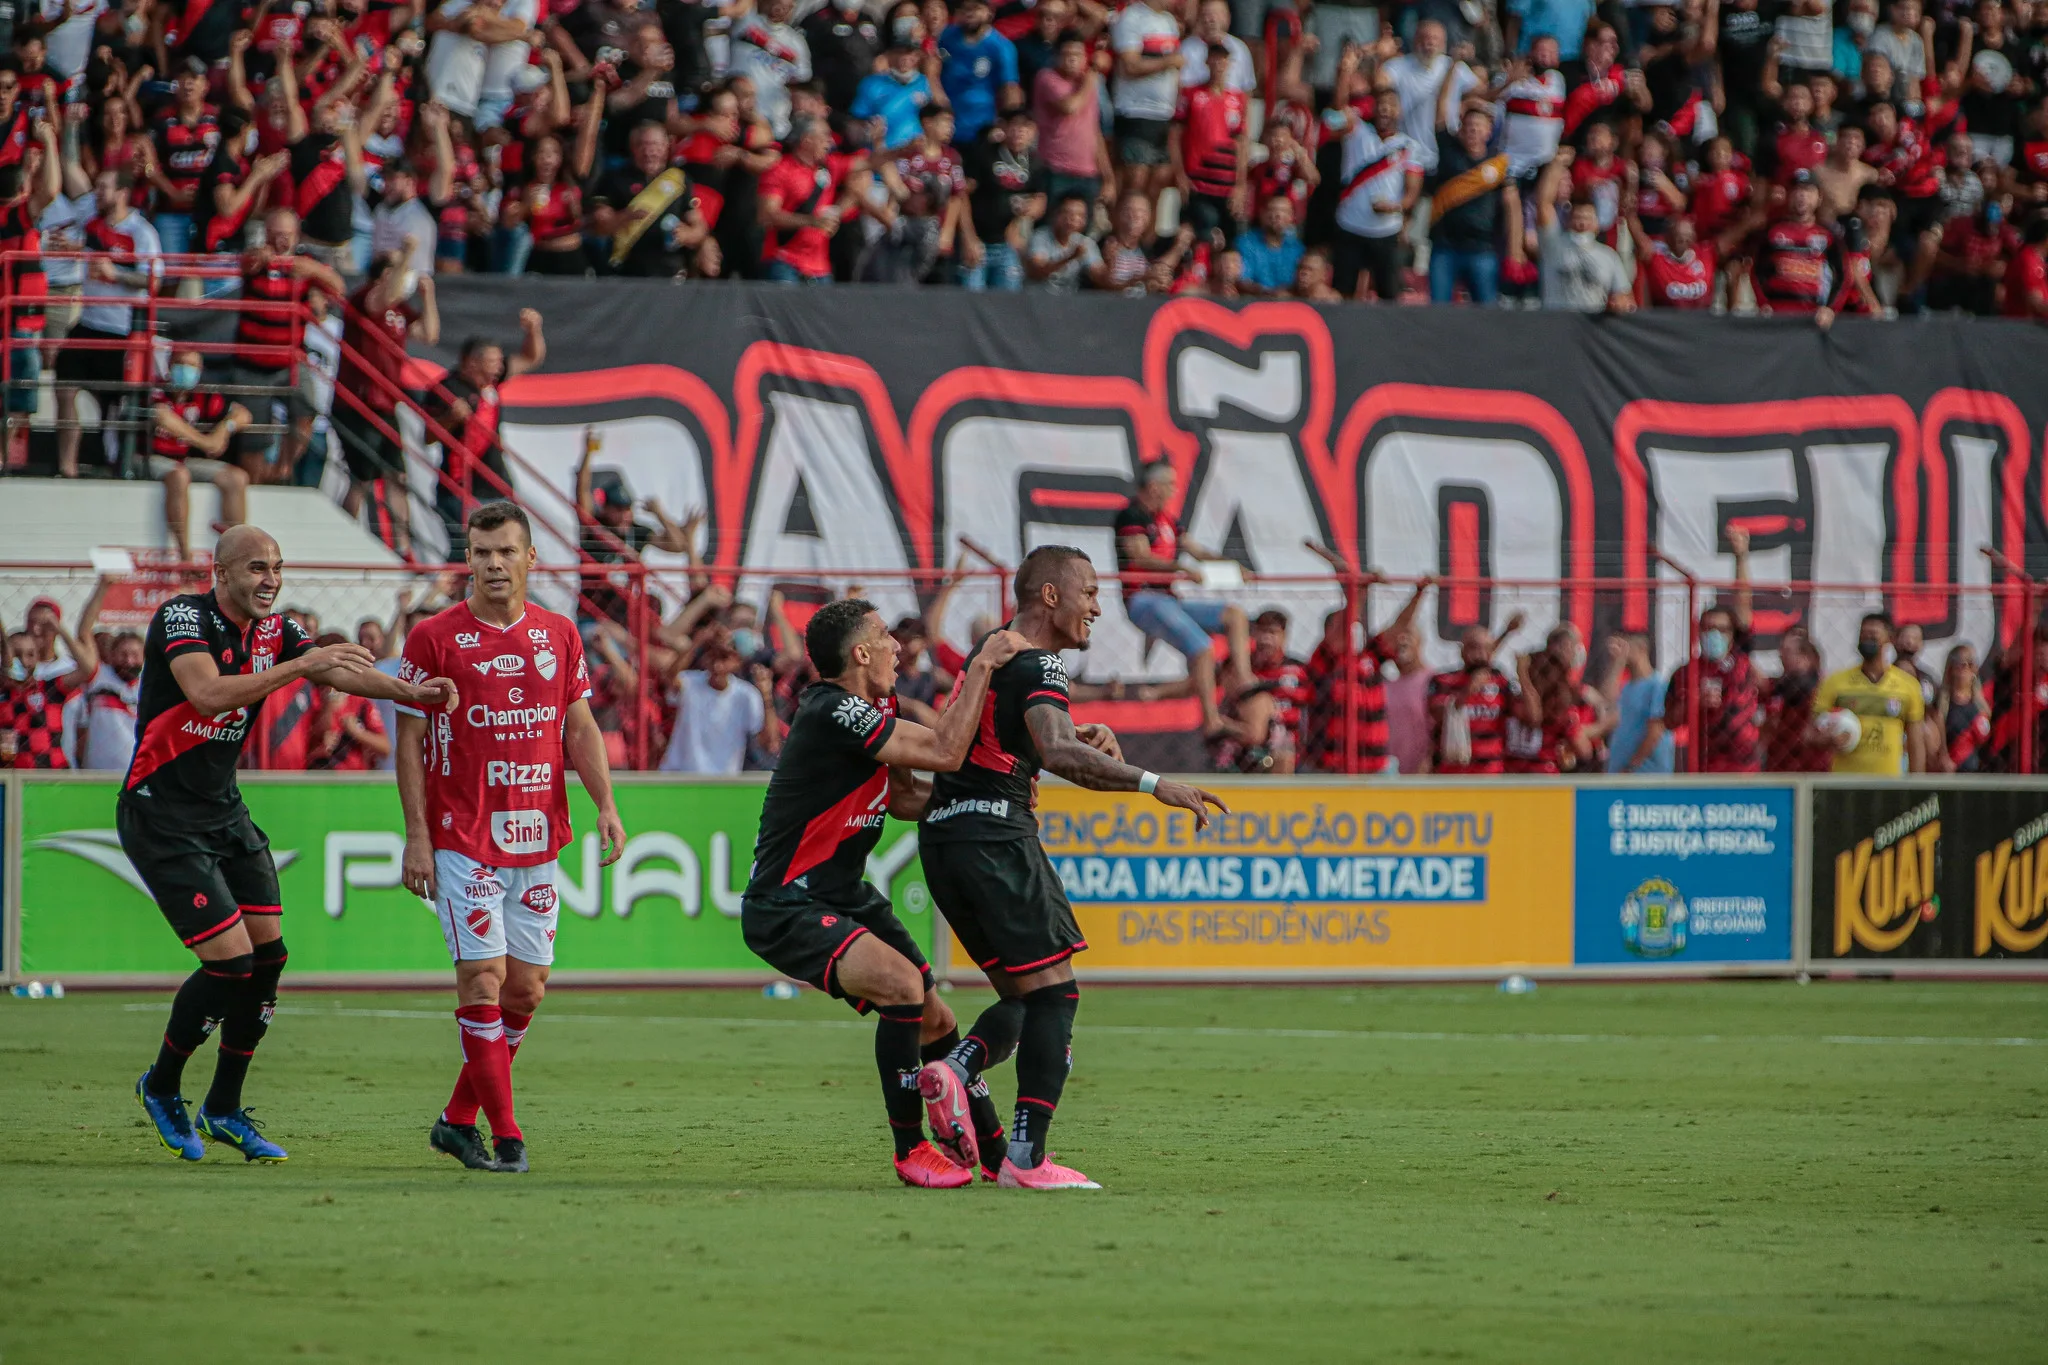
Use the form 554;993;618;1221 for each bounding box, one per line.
894;1141;974;1189
997;1156;1102;1190
916;1062;977;1170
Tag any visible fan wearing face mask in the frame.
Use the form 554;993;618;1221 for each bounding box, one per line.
1657;526;1761;772
1811;611;1928;774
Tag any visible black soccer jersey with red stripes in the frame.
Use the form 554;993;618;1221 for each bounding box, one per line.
120;591;314;831
745;683;899;896
919;636;1071;845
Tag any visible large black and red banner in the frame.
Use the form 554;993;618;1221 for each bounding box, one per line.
418;280;2048;683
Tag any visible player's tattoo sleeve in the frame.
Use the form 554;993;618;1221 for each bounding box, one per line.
1025;704;1143;791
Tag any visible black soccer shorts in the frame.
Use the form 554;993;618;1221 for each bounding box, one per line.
116;801;282;948
741;881;933;1011
920;837;1087;978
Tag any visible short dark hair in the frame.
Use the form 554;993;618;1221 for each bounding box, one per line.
459;335;501;363
808;597;879;676
1861;611;1894;634
1016;545;1091;604
468;500;532;544
1254;608;1288;630
1137;459;1175;488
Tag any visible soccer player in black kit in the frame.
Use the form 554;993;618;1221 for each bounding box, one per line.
918;545;1226;1190
126;526;456;1162
741;598;1031;1187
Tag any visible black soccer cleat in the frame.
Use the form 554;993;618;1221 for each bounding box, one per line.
429;1118;499;1171
491;1136;529;1173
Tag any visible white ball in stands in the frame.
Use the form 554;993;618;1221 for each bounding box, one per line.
1816;708;1862;753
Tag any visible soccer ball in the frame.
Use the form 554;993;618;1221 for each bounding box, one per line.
1816;708;1862;753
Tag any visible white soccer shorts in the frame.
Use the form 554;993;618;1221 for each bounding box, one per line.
432;850;561;966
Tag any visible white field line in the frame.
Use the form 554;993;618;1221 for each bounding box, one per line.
107;1002;2047;1047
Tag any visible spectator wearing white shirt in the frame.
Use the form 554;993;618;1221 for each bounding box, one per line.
53;167;160;479
60;635;141;772
659;647;780;774
1112;0;1185;211
1381;22;1478;269
728;0;813;139
1521;147;1634;312
1498;38;1568;178
425;0;535;124
1774;0;1833;81
1862;0;1929;84
1179;0;1254;91
1331;93;1423;300
37;0;106;80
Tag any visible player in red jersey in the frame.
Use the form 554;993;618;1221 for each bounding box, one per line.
740;600;1029;1188
125;526;454;1164
396;501;626;1175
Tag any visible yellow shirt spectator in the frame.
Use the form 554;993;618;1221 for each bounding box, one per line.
1815;663;1925;774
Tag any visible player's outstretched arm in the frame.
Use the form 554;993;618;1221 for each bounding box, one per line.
322;661;459;713
564;698;627;866
872;629;1032;772
1025;705;1228;829
396;711;438;902
168;640;376;717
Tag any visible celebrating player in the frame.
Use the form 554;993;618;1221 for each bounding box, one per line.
918;545;1226;1190
740;598;1030;1188
128;526;456;1163
397;501;626;1175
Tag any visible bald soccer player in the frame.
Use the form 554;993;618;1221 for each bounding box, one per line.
125;526;457;1163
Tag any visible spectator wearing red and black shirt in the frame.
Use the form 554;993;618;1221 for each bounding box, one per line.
1755;171;1835;314
1762;81;1830;185
2002;215;2048;320
426;310;546;555
1212;607;1311;772
147;65;222;256
1765;628;1832;772
1304;574;1431;774
1929;198;2020;314
2;581;105;769
757;112;855;283
1660;527;1762;772
335;252;438;561
1428;625;1536;776
1169;44;1248;243
1114;459;1250;737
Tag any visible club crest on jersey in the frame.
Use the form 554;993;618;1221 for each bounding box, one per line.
466;905;493;937
535;648;558;681
474;654;526;676
456;632;482;649
832;695;881;735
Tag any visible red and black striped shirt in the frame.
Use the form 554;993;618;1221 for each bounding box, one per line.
0;198;46;332
1305;634;1393;773
236;254;309;360
151;387;231;459
1428;666;1519;775
1663;632;1762;773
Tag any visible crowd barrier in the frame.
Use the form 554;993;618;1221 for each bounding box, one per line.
5;771;2043;987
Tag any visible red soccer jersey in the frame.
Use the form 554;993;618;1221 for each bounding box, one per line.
1689;166;1749;240
1641;241;1714;308
1304;634;1394;773
398;600;593;868
1769;124;1828;183
1175;84;1247;197
1757;219;1833;313
2004;246;2048;320
339;280;418;404
1569;156;1625;241
759;154;846;279
1428;667;1517;775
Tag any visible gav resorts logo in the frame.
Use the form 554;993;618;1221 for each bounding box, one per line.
1620;876;1688;958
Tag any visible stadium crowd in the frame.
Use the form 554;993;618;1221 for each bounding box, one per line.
0;0;2044;315
9;470;2042;777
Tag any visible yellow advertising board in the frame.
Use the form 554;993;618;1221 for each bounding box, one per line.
946;782;1575;975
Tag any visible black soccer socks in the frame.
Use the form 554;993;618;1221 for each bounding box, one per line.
875;1004;928;1159
1008;983;1079;1169
205;938;286;1116
950;996;1025;1075
149;954;253;1097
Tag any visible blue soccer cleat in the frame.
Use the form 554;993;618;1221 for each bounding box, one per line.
196;1107;289;1162
136;1071;205;1161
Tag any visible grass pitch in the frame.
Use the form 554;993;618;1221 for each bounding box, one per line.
3;981;2044;1364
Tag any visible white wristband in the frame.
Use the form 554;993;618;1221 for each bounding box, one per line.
1138;771;1160;795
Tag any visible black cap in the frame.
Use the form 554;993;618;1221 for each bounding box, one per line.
590;468;634;512
1790;167;1816;186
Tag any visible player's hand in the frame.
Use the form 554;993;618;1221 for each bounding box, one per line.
1151;779;1228;830
977;628;1033;670
1077;722;1122;761
596;808;627;867
302;641;378;674
411;675;459;711
403;835;437;901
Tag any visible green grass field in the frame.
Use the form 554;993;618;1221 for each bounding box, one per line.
3;981;2045;1363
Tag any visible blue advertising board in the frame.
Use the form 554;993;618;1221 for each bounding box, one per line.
1572;788;1796;966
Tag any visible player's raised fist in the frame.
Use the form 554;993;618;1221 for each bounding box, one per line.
977;629;1034;669
1152;780;1229;829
